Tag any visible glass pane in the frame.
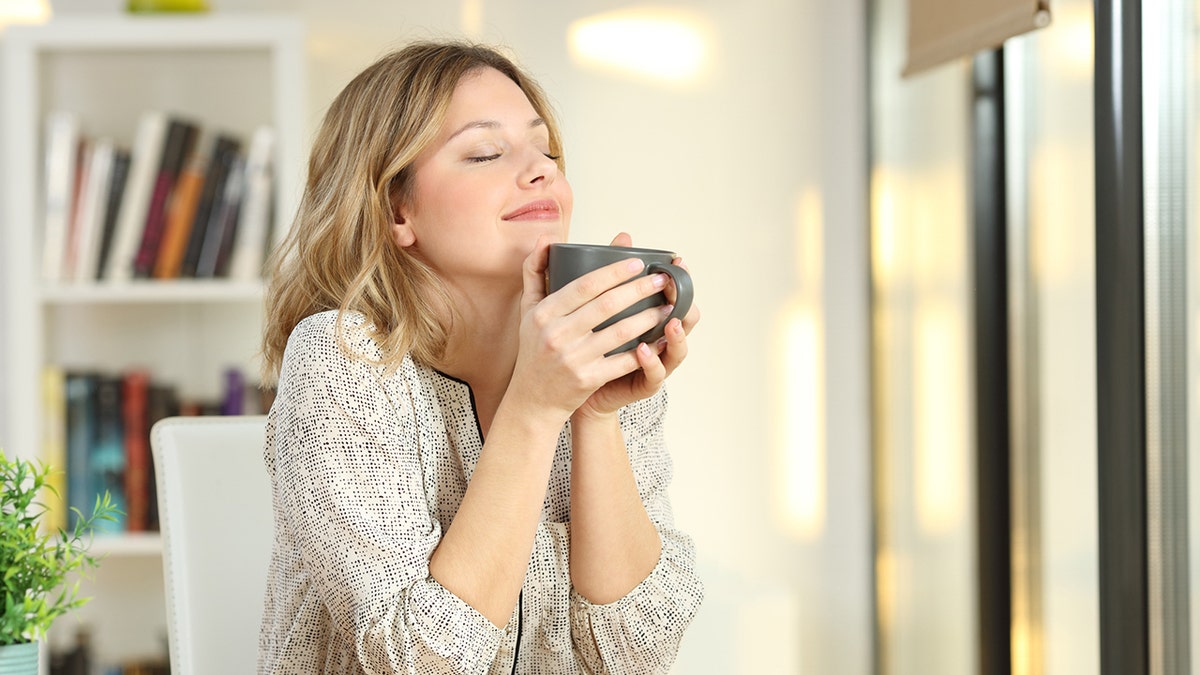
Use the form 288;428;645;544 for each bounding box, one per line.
1004;0;1099;672
1193;0;1200;660
870;0;977;672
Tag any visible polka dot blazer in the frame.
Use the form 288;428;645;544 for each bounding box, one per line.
258;310;703;674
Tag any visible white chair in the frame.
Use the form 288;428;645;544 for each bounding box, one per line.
152;415;272;675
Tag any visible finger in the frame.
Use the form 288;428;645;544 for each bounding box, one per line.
635;341;667;384
522;234;558;311
658;317;689;374
609;232;633;248
571;270;673;337
588;303;674;358
545;257;646;316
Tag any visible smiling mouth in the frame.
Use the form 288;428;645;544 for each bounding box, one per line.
503;200;560;220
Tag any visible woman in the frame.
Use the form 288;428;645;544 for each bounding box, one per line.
258;41;703;674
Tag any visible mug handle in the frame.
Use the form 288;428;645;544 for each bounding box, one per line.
643;262;693;343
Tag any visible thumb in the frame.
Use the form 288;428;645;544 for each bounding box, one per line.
609;231;633;248
522;234;556;311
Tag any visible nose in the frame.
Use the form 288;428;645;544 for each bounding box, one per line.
520;146;559;187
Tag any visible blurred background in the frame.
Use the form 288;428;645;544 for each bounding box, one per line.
0;0;1195;673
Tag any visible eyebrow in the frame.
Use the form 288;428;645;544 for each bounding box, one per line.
447;117;547;142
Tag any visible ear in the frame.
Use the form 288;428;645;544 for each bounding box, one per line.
391;219;416;248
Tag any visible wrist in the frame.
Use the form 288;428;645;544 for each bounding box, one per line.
496;388;572;437
570;405;619;428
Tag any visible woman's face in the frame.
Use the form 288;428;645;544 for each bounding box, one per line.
397;66;573;288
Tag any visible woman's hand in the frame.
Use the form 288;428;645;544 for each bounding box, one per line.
572;233;700;419
507;235;686;422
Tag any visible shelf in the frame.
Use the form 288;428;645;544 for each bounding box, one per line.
0;15;304;669
90;531;163;557
3;14;305;50
41;279;264;304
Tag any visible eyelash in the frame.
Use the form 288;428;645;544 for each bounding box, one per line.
467;152;562;164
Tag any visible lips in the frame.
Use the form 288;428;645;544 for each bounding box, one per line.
502;199;560;221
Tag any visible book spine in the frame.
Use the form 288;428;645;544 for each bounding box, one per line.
181;135;241;277
90;375;127;534
220;368;245;415
196;155;246;278
42;112;81;283
72;138;116;283
229;126;275;281
145;384;180;531
60;139;92;282
133;118;199;278
64;372;97;530
104;111;168;281
122;371;151;532
40;365;68;533
93;149;132;281
152;149;207;279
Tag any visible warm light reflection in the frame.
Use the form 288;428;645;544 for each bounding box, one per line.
0;0;50;26
915;302;967;535
1048;3;1094;79
459;0;483;38
1012;612;1040;675
871;166;900;286
774;187;826;541
777;304;825;540
567;8;711;84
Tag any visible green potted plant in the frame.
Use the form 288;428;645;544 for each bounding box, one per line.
0;449;117;673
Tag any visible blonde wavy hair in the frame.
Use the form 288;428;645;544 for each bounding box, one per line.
261;41;565;383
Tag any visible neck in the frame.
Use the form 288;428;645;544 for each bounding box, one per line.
434;279;522;433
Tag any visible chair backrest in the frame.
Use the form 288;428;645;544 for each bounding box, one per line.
152;415;271;675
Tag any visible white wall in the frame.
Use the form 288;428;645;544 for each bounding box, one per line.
14;1;873;671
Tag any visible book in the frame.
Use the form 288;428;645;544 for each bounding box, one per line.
122;371;151;532
90;375;127;534
42;112;81;283
195;155;246;278
145;383;180;531
181;134;241;277
104;111;169;281
220;368;245;415
152;141;207;279
228;126;275;280
71;138;116;283
60;139;92;281
93;149;132;281
64;372;97;530
40;365;68;533
133;117;199;278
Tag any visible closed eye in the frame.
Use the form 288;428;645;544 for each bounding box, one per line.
467;153;501;163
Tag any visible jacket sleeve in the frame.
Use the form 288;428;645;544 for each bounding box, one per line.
265;314;504;674
568;388;705;674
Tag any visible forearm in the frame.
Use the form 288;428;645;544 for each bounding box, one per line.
568;410;661;604
429;397;563;627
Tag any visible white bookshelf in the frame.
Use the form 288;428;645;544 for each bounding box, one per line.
0;14;305;668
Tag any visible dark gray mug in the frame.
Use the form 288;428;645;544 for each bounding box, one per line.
547;243;694;354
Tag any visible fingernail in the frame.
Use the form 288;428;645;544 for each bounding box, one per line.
651;273;668;289
659;304;675;316
655;337;669;350
627;258;645;272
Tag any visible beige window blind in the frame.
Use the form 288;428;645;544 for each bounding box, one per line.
905;0;1051;76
